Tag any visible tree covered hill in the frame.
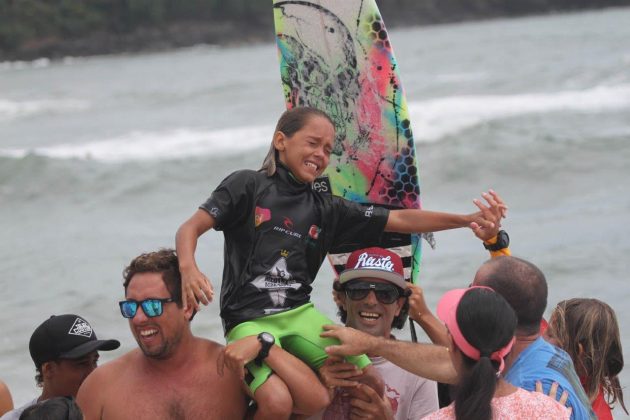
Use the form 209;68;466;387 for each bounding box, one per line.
1;0;628;60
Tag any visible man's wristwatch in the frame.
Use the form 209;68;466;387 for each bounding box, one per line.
254;332;275;366
483;230;510;251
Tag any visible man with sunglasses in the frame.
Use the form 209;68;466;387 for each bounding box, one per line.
77;248;325;419
1;315;119;420
314;247;439;420
76;249;249;419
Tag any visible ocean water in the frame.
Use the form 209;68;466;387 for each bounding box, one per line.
1;7;629;415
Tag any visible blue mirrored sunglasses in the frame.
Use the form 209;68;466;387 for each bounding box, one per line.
119;298;175;318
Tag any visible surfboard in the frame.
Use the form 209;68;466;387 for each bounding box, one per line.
273;0;426;283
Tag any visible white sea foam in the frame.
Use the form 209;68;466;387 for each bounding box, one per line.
0;98;89;121
409;84;630;142
0;58;51;72
434;72;487;83
0;125;275;162
2;84;629;162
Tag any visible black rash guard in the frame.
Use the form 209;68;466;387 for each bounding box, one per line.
201;163;390;332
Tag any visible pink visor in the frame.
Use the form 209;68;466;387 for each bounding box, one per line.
437;286;515;374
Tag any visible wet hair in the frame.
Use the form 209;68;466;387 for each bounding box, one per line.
123;249;183;307
19;397;83;420
260;107;335;177
547;298;627;414
452;288;517;420
334;282;410;330
475;256;547;335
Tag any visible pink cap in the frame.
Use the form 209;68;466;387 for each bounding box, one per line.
339;247;406;289
437;287;514;374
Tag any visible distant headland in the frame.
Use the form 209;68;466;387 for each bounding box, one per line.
1;0;628;61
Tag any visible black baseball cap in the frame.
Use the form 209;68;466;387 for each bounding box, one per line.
29;314;120;366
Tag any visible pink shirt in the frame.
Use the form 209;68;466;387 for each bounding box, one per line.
422;388;571;419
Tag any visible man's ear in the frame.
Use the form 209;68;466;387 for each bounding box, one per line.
184;304;195;321
42;361;55;380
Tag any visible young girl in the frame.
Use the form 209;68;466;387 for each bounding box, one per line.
546;298;627;419
423;287;570;419
176;107;503;419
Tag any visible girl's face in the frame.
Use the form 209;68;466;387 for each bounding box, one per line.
274;115;334;183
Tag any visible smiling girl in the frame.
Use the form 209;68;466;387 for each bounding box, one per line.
176;106;503;419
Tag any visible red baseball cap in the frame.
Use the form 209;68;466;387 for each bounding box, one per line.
339;247;406;289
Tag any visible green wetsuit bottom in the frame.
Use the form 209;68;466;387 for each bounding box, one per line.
226;302;371;393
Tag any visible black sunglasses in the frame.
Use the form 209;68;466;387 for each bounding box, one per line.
343;281;403;304
119;298;175;319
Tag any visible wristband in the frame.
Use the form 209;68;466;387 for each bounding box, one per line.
483;230;509;251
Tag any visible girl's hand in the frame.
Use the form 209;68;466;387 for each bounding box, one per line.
217;336;262;380
180;266;214;311
471;190;507;242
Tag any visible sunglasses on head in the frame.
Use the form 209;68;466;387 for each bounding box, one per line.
343;281;404;304
119;298;175;319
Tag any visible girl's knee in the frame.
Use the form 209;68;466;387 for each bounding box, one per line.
254;377;294;420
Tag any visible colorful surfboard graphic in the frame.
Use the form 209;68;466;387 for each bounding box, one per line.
273;0;425;283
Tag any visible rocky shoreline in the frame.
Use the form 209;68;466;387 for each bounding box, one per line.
1;20;271;62
2;3;629;62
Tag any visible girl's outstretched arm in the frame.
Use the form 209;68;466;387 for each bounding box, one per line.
385;208;478;233
176;209;216;311
385;190;505;234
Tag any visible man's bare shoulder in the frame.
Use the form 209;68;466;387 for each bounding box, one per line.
193;337;224;355
84;350;140;384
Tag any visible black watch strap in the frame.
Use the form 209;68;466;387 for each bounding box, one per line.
484;230;510;251
254;332;275;366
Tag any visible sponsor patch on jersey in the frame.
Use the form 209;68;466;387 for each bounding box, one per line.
312;176;331;195
273;226;302;239
251;257;302;308
308;225;321;240
255;206;271;227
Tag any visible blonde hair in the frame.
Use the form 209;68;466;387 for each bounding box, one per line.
260;107;334;177
548;298;626;414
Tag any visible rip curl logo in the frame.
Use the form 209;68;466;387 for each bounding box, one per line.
364;205;374;217
250;257;302;313
273;218;302;239
255;206;271;227
68;317;93;338
355;252;394;272
209;207;220;218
